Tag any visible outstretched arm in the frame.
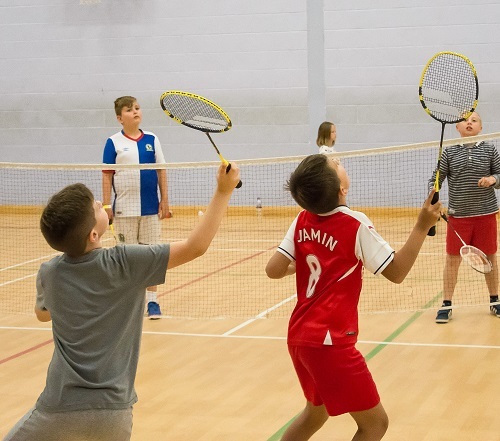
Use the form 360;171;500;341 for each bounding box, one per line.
382;190;442;284
167;163;240;269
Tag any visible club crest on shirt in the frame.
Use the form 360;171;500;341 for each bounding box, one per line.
145;144;154;151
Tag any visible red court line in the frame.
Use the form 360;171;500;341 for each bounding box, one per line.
0;338;53;366
158;246;275;299
0;248;276;365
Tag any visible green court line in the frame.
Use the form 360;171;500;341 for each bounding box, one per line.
266;293;442;441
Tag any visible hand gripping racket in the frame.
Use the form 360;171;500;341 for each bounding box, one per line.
160;90;242;188
441;213;492;274
103;205;117;242
419;51;479;236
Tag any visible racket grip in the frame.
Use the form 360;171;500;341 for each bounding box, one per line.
427;191;440;236
225;163;243;189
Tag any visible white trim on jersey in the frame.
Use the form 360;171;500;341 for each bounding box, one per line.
277;207;394;276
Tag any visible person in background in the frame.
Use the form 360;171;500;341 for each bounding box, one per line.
102;96;171;319
316;121;337;154
429;111;500;323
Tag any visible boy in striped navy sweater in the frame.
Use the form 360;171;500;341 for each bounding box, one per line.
430;112;500;323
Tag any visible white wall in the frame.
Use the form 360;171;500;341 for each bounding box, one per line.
324;1;500;149
0;0;499;164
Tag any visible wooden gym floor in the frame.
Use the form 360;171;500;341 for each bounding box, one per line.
0;211;499;440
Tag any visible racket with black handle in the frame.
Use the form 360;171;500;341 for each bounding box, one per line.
160;90;242;188
419;51;478;235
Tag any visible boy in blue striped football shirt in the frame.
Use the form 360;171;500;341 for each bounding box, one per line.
102;96;171;319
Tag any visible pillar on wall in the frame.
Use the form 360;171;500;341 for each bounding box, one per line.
307;0;326;151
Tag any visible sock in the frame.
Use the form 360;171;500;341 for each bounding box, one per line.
442;300;452;308
146;291;157;303
490;295;499;304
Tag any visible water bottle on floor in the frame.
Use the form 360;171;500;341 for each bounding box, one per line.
256;197;262;216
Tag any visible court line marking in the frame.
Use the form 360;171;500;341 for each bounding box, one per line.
222;294;297;336
0;252;494;438
0;301;498;438
0;238;119;273
0;246;282;365
0;255;55;272
157;246;276;300
0;273;36;287
1;326;499;350
0;338;53;365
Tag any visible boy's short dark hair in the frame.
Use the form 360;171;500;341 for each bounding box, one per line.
286;154;340;214
114;96;137;116
40;183;96;257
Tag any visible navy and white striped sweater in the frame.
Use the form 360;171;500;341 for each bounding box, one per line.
428;141;500;217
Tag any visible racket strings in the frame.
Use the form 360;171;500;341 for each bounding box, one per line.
460;245;492;274
161;94;229;132
420;53;477;123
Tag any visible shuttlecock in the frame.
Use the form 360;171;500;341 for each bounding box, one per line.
198;210;204;216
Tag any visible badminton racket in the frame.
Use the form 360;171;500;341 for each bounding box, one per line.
441;213;492;274
419;51;478;236
160;90;242;188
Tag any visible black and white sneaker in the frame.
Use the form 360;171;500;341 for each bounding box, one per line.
490;303;500;318
436;308;452;323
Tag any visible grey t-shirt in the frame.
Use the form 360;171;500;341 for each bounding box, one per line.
35;244;170;412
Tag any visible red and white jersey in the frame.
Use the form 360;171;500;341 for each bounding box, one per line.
277;206;394;347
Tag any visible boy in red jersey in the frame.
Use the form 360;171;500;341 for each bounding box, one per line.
266;154;441;440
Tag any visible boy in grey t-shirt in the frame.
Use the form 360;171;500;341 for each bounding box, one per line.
3;163;240;441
